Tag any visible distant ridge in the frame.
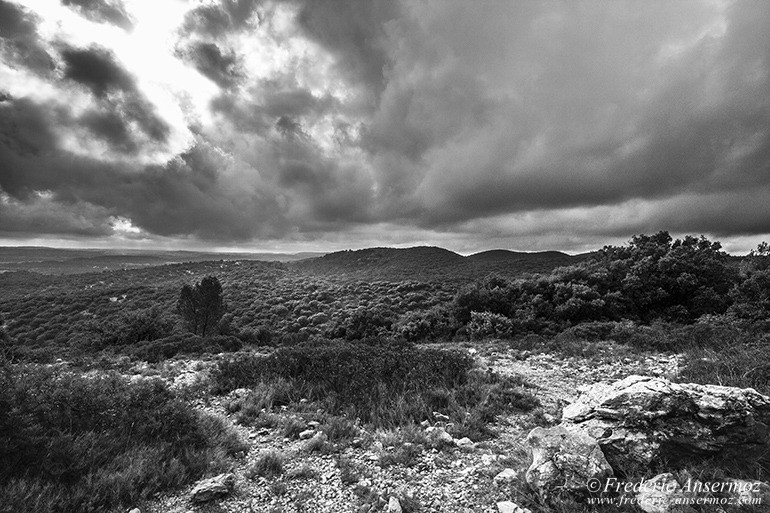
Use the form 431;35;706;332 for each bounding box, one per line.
294;246;585;281
0;247;324;275
467;249;571;261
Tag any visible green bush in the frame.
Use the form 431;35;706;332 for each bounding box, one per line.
677;338;770;395
246;450;284;479
0;363;244;513
211;341;537;435
467;311;513;340
127;334;243;362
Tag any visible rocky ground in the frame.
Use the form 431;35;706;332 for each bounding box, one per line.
128;342;683;513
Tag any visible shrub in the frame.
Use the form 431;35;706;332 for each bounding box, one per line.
337;457;362;484
394;306;458;342
247;450;284;479
212;341;537;436
467;311;513;340
677;339;770;395
0;363;244;513
127;334;242;362
287;464;319;480
212;341;474;410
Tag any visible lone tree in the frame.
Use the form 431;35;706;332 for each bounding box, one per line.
177;275;225;336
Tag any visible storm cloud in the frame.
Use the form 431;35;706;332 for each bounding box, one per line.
61;0;133;30
0;0;769;252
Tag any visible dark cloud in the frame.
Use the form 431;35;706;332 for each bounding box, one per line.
210;78;340;135
0;96;287;241
59;45;170;151
182;41;242;89
292;0;399;99
61;0;133;30
183;0;261;38
62;46;134;97
0;1;55;74
275;115;305;138
0;192;115;236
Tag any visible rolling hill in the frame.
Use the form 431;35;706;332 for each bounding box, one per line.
293;246;588;281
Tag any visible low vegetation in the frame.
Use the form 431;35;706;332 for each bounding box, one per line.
212;341;538;437
0;362;245;513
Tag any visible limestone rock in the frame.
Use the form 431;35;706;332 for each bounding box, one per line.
496;501;531;513
493;468;518;486
525;425;613;500
562;375;770;469
387;496;403;513
299;429;315;440
425;426;454;447
189;473;235;503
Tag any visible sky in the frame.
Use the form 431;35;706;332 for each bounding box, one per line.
0;0;769;255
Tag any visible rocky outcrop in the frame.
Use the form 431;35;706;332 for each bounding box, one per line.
562;375;770;469
190;473;235;503
525;425;613;500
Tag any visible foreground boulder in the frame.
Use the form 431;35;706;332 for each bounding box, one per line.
525;425;613;500
562;375;770;469
190;473;235;503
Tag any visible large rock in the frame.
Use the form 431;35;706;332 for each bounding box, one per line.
189;473;235;503
525;425;613;500
562;375;770;469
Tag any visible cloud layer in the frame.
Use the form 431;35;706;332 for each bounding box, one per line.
1;0;769;252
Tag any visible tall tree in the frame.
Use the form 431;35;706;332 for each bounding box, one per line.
177;276;225;336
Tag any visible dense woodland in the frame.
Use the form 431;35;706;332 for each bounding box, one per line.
0;231;767;364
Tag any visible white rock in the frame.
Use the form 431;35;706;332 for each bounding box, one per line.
493;468;518;486
497;501;531;513
455;437;474;447
387;497;403;513
525;425;613;500
299;429;315;440
189;473;235;503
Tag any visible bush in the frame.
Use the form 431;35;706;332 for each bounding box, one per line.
467;311;513;340
0;363;244;513
211;341;537;436
395;306;458;342
677;337;770;395
246;450;284;479
127;334;243;362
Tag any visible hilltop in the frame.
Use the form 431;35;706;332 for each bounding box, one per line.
293;246;586;281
